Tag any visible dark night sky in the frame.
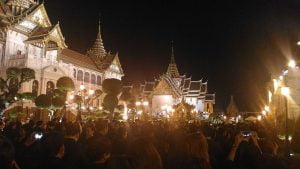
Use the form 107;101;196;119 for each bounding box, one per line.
44;0;300;111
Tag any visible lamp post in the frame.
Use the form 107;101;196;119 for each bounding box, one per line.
71;84;100;121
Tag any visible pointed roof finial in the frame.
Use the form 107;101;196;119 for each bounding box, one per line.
87;15;106;59
167;41;180;77
171;40;174;58
98;13;101;33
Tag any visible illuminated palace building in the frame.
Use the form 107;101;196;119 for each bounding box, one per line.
139;45;215;116
0;1;123;111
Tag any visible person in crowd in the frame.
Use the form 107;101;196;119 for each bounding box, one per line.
40;132;65;169
90;119;109;140
22;120;34;134
111;125;129;155
34;121;45;132
130;138;163;169
226;131;265;169
260;138;289;169
14;128;41;169
86;137;112;169
79;122;94;145
63;122;88;169
0;119;5;134
0;135;20;169
0;116;299;169
184;132;212;169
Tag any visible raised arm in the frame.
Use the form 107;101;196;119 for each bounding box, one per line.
227;132;243;161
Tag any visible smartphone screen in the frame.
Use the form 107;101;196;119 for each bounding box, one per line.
34;132;43;140
242;131;251;137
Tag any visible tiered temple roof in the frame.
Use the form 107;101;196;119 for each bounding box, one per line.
166;42;180;78
226;95;239;117
139;45;215;106
85;21;123;74
87;20;106;59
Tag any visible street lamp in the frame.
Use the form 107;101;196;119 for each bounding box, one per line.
281;86;290;157
135;101;141;106
288;60;296;68
142;101;149;106
264;105;270;112
281;87;290;97
79;84;85;90
262;110;267;116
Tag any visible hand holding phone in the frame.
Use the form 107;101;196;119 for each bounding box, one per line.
242;131;252;139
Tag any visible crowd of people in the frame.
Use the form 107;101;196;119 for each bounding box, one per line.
0;117;299;169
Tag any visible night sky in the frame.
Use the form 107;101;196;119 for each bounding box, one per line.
45;0;300;111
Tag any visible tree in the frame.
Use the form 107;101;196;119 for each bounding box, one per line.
102;79;122;95
0;67;35;115
56;76;75;92
35;77;75;120
103;94;118;113
102;78;122;119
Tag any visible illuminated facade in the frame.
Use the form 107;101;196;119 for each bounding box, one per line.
268;66;300;130
139;44;215;115
0;1;123;111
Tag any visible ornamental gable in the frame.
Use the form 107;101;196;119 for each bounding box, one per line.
153;79;176;96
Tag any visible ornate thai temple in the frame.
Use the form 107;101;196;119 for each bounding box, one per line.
0;0;124;113
139;43;215;116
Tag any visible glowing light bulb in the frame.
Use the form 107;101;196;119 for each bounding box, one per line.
257;115;262;121
264;105;270;112
281;87;290;96
288;60;296;68
89;90;95;95
80;85;85;90
142;101;149;106
69;95;74;100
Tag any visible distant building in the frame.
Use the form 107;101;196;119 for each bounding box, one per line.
268;66;300;130
139;43;215;116
0;1;123;116
226;95;239;117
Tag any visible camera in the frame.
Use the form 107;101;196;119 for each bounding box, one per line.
34;132;43;140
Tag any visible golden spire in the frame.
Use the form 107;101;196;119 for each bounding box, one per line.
88;19;106;59
167;41;180;77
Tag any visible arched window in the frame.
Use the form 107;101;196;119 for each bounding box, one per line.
73;69;76;78
97;75;102;86
84;72;90;83
77;70;83;81
91;74;96;84
32;80;38;96
46;81;55;96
